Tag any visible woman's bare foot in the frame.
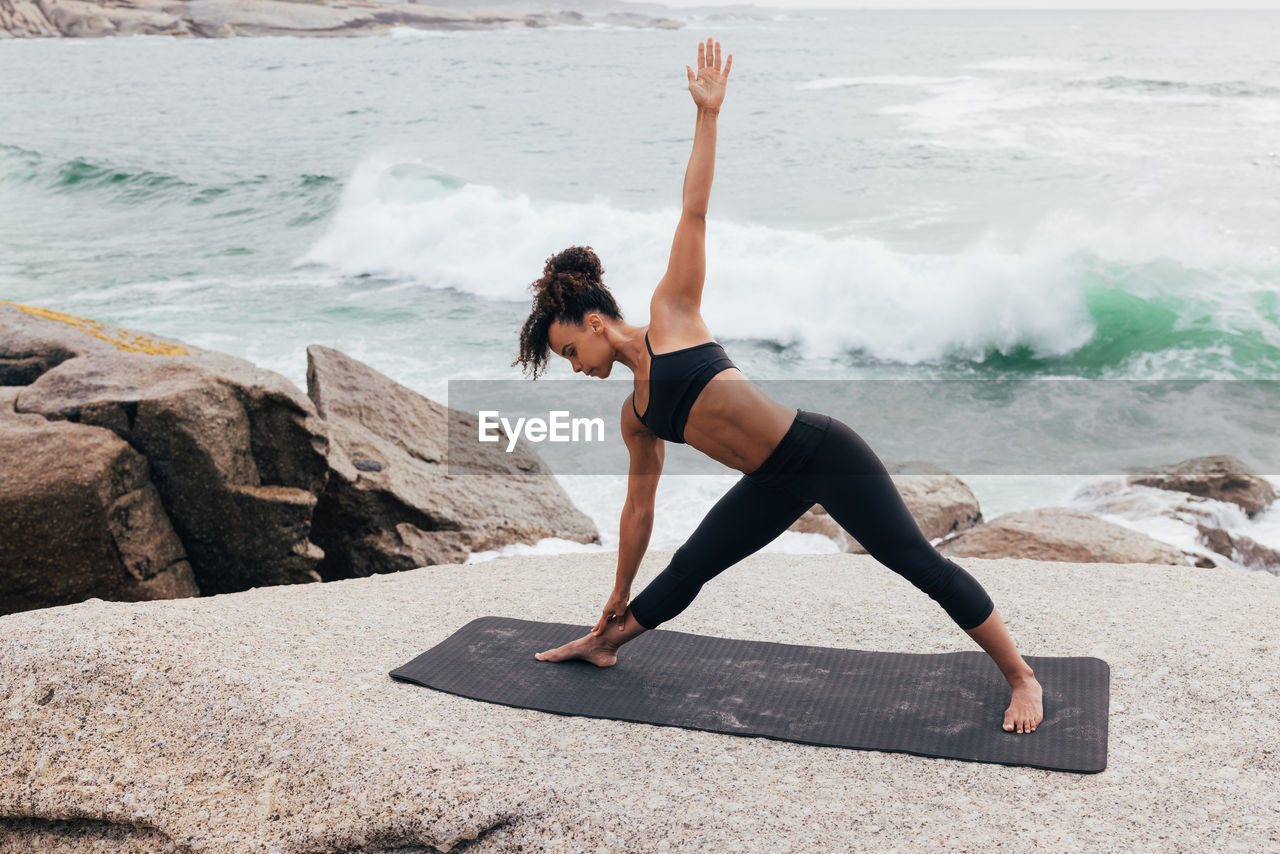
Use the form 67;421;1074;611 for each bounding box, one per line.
960;605;1044;734
534;605;650;667
1004;673;1044;733
534;632;620;667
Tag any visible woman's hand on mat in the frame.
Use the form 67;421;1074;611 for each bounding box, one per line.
590;592;631;636
686;37;732;113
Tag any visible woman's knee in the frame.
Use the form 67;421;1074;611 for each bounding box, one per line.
911;554;991;610
896;546;964;590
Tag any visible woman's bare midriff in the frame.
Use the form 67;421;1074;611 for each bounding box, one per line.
678;369;798;473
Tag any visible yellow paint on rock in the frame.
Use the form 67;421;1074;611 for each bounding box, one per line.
0;301;189;356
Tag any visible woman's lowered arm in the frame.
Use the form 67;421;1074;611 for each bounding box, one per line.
589;396;665;637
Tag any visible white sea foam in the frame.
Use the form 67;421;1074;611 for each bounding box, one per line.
299;150;1278;369
465;537;610;564
874;76;1164;158
868;72;1280;160
1067;476;1280;571
387;26;461;38
796;75;975;90
966;57;1081;72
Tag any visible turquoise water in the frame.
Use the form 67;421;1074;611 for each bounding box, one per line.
3;10;1279;556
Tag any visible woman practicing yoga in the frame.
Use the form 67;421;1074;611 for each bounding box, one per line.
514;38;1043;734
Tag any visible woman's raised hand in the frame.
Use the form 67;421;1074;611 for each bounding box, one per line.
686;37;732;113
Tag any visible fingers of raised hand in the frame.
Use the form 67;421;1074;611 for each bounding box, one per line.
697;38;718;70
695;39;730;80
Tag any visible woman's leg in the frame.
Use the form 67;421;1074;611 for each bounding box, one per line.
796;418;994;630
796;417;1044;733
534;473;813;666
627;474;814;630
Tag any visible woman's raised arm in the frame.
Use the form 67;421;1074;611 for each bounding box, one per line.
682;36;732;216
653;38;732;314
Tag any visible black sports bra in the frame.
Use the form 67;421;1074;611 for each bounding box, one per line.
632;330;738;444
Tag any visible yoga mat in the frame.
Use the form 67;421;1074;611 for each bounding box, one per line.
390;616;1109;773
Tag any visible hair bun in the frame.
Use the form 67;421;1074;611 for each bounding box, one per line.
545;245;603;281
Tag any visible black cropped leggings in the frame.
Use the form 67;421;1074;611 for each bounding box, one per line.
628;409;995;632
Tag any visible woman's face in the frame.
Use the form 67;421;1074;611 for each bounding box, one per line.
548;316;613;378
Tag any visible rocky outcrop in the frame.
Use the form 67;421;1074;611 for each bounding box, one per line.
1068;468;1279;575
789;462;983;553
5;302;330;600
936;507;1194;566
789;456;1278;571
2;553;1278;852
0;388;198;614
885;462;986;540
1;303;599;615
1126;454;1276;518
1196;524;1280;575
0;0;682;39
0;0;57;36
306;345;599;578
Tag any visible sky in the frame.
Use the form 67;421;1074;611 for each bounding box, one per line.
653;0;1280;9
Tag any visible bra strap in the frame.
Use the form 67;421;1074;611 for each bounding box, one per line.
644;330;654;356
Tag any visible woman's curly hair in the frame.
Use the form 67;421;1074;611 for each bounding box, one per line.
513;245;623;379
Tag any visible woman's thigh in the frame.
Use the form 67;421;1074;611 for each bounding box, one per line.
793;418;936;568
628;474;814;628
679;475;816;573
792;416;995;630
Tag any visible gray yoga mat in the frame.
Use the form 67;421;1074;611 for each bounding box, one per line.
390;616;1109;774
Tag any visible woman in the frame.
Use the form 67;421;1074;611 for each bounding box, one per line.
514;38;1043;734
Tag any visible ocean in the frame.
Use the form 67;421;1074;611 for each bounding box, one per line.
3;9;1279;567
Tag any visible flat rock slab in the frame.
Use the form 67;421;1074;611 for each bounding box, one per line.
392;616;1110;774
2;552;1278;852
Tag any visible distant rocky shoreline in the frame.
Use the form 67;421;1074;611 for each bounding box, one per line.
0;0;682;39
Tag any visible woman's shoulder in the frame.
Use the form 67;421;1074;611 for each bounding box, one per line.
645;306;715;353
